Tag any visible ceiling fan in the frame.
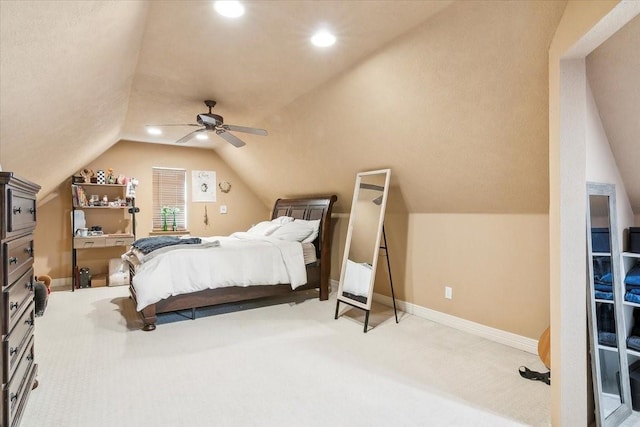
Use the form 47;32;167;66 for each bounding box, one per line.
146;100;268;148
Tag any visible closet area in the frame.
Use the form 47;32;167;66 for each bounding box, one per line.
586;182;640;426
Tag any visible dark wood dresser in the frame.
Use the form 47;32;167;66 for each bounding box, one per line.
0;172;40;427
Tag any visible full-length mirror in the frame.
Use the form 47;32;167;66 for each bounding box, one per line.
335;169;391;331
586;182;632;426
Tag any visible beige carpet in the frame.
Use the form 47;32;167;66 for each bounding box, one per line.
21;286;551;426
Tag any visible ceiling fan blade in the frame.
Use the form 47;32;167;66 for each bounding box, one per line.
175;128;206;144
146;123;201;127
216;130;246;148
222;124;268;136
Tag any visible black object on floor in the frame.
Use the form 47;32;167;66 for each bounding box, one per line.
519;366;550;385
34;282;48;316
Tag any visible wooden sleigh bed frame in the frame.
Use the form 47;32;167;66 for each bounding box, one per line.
128;195;337;331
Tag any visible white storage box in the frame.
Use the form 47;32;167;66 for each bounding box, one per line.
108;258;129;286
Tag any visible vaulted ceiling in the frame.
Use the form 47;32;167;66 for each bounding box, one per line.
1;1;637;214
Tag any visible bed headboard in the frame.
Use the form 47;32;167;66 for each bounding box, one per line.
271;195;337;300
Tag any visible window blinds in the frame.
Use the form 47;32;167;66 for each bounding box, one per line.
152;167;187;230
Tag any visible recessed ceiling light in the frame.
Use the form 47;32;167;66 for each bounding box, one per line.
146;127;162;135
214;1;245;18
311;30;336;48
195;133;209;140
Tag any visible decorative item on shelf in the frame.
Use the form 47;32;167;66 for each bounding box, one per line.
96;169;105;184
102;195;108;206
106;168;116;184
117;174;125;185
81;168;94;183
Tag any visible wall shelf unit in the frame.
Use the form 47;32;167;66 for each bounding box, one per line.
71;181;136;290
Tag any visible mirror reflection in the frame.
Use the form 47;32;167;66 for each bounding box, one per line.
586;183;632;426
336;169;391;317
340;172;389;305
589;195;622;418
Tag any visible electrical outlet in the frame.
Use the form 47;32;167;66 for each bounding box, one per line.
219;205;227;214
445;286;453;300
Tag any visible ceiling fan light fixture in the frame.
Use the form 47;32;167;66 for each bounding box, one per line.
214;1;245;18
195;133;209;140
146;127;162;135
311;30;336;48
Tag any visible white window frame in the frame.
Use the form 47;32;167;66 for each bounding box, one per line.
152;167;187;231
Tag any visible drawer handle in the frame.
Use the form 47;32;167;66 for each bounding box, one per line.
10;393;17;404
29;207;35;214
26;281;33;290
9;346;18;356
13;206;22;214
10;301;19;310
9;256;18;265
26;354;33;362
24;247;33;255
25;318;34;326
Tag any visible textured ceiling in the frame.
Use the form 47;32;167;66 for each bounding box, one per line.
0;1;637;214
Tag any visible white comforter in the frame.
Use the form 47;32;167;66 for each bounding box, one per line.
128;233;307;311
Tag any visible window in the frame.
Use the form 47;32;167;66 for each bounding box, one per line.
152;167;187;230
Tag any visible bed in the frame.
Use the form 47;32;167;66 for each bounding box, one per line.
125;196;337;331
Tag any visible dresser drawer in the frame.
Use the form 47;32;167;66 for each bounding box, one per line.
2;269;34;332
105;236;134;247
3;235;34;287
73;236;106;248
2;303;34;381
5;188;37;237
2;336;35;427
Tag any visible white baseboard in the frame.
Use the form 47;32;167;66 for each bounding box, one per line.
50;277;72;290
331;279;538;354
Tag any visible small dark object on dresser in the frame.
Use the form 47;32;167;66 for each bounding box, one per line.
629;227;640;253
34;282;48;316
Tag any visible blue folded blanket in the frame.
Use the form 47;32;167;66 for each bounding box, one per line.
595;283;613;293
599;331;617;347
598;272;612;284
625;264;640;286
595;290;613;300
626;293;640;304
628;335;640;352
132;236;202;255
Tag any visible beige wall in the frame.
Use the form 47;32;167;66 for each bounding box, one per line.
380;213;549;338
34;140;268;279
330;210;550;339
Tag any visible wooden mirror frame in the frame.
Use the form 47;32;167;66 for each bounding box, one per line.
337;169;391;314
586;182;632;427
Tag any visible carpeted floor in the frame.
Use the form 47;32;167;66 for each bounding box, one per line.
21;286;552;426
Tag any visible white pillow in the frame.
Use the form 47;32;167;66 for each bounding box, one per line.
247;221;281;236
270;221;314;242
295;219;321;243
271;216;295;224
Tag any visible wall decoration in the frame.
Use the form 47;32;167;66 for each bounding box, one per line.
218;181;231;193
192;170;216;202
